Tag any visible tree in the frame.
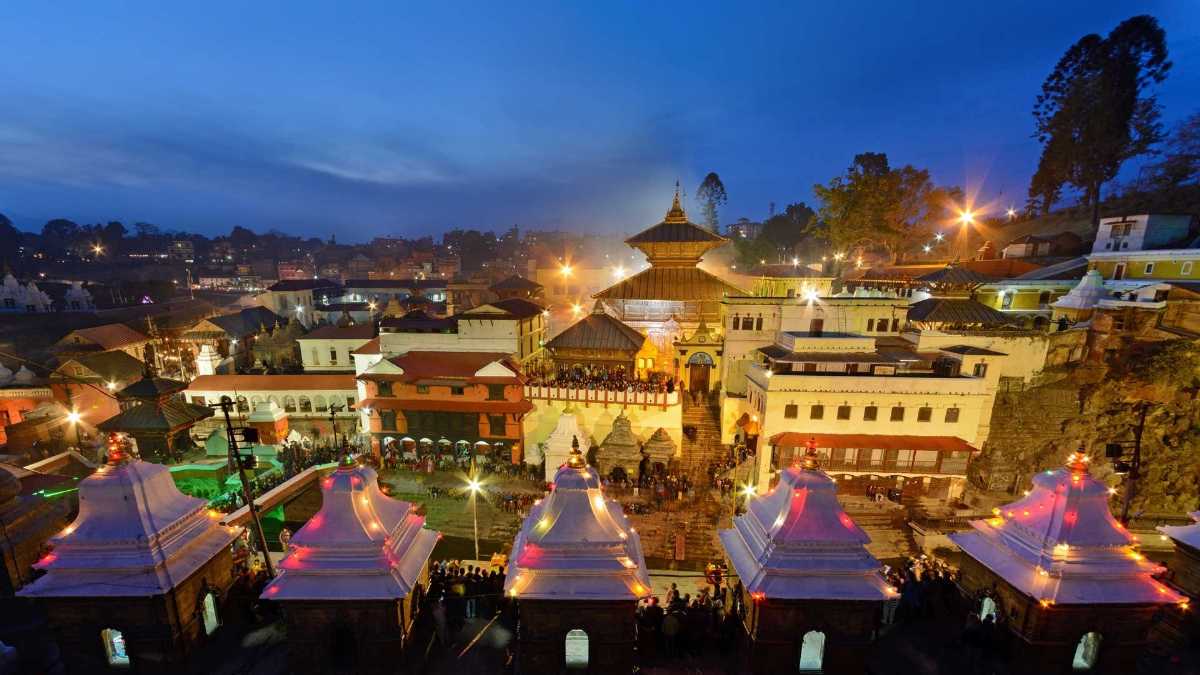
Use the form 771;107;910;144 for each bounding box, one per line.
0;213;21;263
812;153;957;263
1026;149;1065;216
1031;15;1171;224
1141;111;1200;192
760;202;816;251
695;172;728;232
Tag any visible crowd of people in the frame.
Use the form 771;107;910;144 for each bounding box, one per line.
635;580;745;663
529;364;677;394
425;560;508;645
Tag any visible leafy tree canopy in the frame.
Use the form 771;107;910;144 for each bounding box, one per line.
695;172;728;232
812;153;959;262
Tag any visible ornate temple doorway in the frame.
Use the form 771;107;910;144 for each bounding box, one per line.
687;351;713;393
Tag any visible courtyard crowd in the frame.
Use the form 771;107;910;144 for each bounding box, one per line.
529;365;677;394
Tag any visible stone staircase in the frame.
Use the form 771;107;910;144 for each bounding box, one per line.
680;401;727;480
626;493;728;564
839;495;917;562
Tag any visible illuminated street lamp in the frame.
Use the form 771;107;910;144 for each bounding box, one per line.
833;252;845;262
65;410;82;450
612;265;625;279
465;476;483;561
559;264;573;277
91;244;104;256
923;245;932;253
959;210;976;226
1006;207;1017;220
934;232;944;242
571;303;583;316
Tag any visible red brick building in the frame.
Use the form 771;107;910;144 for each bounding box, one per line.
357;351;532;463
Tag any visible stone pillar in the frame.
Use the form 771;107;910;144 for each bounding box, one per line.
247;401;288;445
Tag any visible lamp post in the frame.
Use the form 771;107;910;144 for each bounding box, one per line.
466;475;483;561
65;410;82;451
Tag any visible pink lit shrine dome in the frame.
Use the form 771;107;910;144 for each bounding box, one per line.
261;459;439;601
18;448;242;597
719;450;892;601
504;448;651;601
951;451;1186;606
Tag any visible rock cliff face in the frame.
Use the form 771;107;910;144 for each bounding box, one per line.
972;340;1200;516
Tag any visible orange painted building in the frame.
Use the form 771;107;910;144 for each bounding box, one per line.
356;351;532;463
0;386;55;446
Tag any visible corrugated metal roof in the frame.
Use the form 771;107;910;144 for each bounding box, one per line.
906;298;1012;326
916;265;998;286
627;219;726;244
593;266;745;301
546;312;645;352
98;398;213;431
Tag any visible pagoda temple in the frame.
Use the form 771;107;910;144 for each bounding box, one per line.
260;459;439;674
719;448;890;674
97;373;212;462
951;451;1186;673
593;190;744;351
18;445;242;673
504;446;650;674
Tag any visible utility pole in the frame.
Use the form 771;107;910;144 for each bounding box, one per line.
216;397;275;577
328;403;343;452
1119;403;1149;527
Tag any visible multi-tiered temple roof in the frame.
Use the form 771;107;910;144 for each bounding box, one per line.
18;453;241;597
262;461;439;600
719;452;891;600
951;451;1186;606
505;450;650;601
594;192;743;303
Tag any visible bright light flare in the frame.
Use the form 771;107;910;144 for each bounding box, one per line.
66;411;82;424
922;245;931;253
571;303;583;315
466;478;482;494
612;265;625;279
560;264;573;277
959;210;976;226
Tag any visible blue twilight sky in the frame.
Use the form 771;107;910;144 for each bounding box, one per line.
1;1;1198;240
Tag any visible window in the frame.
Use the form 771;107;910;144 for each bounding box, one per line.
1183;261;1194;276
845;363;859;374
487;384;506;401
945;408;960;423
1112;315;1126;331
377;381;393;396
102;628;130;666
755;317;763;331
489;415;506;436
202;592;220;635
1073;632;1102;671
784;404;798;419
1001;292;1014;309
980;597;997;621
810;405;824;420
877;318;889;332
730;316;739;330
803;363;817;373
284;396;297;412
236;396;249;413
299;396;312;412
347;397;355;410
565;629;589;670
799;630;826;672
890;406;905;421
380;411;397;431
863;406;877;421
311;347;319;364
837;405;851;420
329;347;338;364
451;386;465;396
917;406;932;422
866;319;875;332
809;318;824;335
972;363;988;378
1038;290;1052;306
741;317;755;330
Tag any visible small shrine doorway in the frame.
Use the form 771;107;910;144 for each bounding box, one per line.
687;351;714;393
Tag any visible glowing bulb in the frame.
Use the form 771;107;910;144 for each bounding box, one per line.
592;495;605;509
466;479;482;494
934;232;944;242
791;257;799;265
804;289;819;302
560;264;572;277
106;381;116;391
612;266;625;278
959;210;975;226
1006;207;1017;219
66;411;82;424
922;245;931;253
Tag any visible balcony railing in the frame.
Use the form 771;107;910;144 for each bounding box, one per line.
523;385;678;407
776;456;969;476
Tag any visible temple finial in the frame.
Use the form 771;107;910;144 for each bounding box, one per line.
799;437;820;470
1065;445;1091;473
665;182;687;224
567;434;586;468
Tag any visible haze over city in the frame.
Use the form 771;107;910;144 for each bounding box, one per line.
3;1;1199;239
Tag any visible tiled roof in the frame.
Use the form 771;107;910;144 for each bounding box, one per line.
457;298;544;319
357;398;533;414
351;337;381;355
758;346;900;364
546;311;645;352
489;275;542;291
363;351;520;383
188;374;357;391
300;323;378;340
61;323;148;350
98;398;213;432
593;266;745;301
747;264;833;278
63;351;146;382
916;264;998;286
204;306;282;338
769;433;977;453
115;376;187;401
906;298;1012;326
267;279;341;292
627;218;726;245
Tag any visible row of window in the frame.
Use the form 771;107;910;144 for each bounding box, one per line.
376;382;507;400
783;403;961;423
865;318;900;332
730;316;765;331
378;410;508;436
190;394;355;413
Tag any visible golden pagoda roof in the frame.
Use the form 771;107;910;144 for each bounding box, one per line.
624;192;729;265
593;265;745;301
